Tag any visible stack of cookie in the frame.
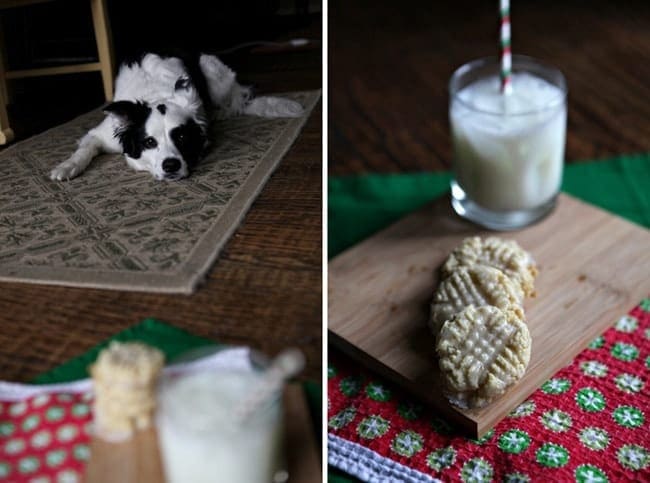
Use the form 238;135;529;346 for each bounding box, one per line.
89;341;165;442
429;237;537;409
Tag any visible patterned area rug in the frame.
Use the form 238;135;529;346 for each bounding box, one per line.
0;91;320;293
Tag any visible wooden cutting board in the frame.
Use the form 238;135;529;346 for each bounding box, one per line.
85;384;320;482
329;193;650;438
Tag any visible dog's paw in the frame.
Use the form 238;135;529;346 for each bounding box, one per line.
50;161;84;181
244;97;304;118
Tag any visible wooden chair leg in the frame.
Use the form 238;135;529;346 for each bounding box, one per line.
90;0;114;101
0;15;14;145
0;98;14;145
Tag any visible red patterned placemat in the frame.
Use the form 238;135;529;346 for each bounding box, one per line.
0;347;253;482
0;392;92;482
328;299;650;482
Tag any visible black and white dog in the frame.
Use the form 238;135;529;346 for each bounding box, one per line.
50;53;303;181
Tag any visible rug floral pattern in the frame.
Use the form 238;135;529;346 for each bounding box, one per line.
0;91;319;292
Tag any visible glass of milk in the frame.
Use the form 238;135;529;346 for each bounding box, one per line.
156;367;286;483
449;55;567;229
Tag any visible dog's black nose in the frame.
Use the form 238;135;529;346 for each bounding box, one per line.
162;158;181;173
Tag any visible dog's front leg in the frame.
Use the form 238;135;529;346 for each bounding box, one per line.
50;133;104;181
50;119;119;181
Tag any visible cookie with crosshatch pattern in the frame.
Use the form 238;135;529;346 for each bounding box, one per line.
436;305;531;409
441;236;538;299
429;265;521;336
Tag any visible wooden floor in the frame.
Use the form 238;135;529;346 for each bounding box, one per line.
0;24;322;382
329;0;650;176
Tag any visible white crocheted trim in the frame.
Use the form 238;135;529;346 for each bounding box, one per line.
328;434;441;483
0;347;253;401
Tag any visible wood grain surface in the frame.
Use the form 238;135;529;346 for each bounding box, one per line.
85;384;320;482
0;23;322;382
329;0;650;175
329;194;650;437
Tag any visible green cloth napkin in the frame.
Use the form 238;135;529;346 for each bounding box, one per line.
329;154;650;258
31;318;214;384
327;153;650;482
31;318;321;443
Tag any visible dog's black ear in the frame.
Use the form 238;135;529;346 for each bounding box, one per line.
103;101;150;124
105;101;151;159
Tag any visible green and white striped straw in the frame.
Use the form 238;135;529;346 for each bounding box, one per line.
500;0;513;95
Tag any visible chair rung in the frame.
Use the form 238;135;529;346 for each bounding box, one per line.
6;62;102;79
0;0;54;9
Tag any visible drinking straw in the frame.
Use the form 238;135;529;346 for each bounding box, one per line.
234;348;305;422
500;0;513;95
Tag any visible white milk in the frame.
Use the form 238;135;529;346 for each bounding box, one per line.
156;370;284;483
450;72;566;211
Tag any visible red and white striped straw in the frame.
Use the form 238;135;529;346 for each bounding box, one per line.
500;0;513;95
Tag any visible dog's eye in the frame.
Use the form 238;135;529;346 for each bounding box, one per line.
176;133;186;143
143;137;157;149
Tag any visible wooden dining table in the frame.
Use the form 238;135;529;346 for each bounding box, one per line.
0;28;323;383
329;0;650;176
